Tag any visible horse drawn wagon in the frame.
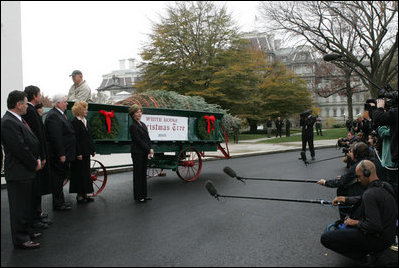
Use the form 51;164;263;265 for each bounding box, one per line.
62;102;231;196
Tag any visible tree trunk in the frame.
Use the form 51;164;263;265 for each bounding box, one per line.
345;71;354;121
247;118;258;132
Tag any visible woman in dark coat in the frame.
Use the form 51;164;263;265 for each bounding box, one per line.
128;104;154;203
69;101;96;203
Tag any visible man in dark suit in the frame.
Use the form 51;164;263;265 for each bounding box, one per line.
275;116;284;138
45;94;76;211
22;85;52;228
1;90;42;249
300;109;317;160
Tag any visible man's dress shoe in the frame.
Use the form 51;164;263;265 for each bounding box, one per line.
30;232;42;239
14;241;40;249
39;212;48;219
31;222;49;230
54;204;72;211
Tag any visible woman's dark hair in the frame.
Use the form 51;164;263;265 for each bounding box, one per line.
35;103;44;109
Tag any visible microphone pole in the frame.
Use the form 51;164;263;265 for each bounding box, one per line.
223;166;318;184
323;53;383;91
205;180;341;206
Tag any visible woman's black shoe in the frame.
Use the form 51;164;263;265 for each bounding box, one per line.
76;197;87;204
84;196;95;202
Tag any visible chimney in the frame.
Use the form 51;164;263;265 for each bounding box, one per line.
128;58;136;70
119;59;126;70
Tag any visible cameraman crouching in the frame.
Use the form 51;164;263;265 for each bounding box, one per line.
320;160;397;265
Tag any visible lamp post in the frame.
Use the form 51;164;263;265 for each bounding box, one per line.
343;112;346;123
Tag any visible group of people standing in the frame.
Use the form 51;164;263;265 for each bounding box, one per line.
1;70;97;249
265;116;291;138
1;69;154;249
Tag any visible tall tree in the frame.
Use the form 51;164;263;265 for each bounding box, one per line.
137;1;239;98
259;1;398;98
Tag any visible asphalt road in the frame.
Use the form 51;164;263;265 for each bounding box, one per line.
1;148;396;266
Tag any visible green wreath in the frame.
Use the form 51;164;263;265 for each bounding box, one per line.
197;116;216;140
90;113;120;140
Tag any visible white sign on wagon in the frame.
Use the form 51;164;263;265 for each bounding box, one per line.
142;114;189;141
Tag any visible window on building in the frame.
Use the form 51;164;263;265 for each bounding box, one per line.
333;109;337;117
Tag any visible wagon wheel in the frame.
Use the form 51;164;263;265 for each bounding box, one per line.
62;159;107;196
147;168;164;179
176;147;202;182
88;159;107;197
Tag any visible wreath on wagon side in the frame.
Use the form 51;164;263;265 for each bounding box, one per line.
197;115;216;140
90;110;120;140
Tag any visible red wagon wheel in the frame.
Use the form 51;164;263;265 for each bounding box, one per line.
62;159;107;197
88;159;107;197
176;147;202;182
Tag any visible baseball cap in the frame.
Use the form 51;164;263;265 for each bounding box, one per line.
69;70;82;77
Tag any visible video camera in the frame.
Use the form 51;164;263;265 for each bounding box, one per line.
364;85;398;115
337;137;350;148
300;109;312;118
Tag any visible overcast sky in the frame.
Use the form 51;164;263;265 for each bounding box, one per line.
21;1;262;98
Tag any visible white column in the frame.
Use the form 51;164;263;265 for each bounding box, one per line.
1;1;23;117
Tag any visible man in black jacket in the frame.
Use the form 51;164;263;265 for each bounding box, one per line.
22;86;52;228
300;110;316;160
275;116;284;138
1;90;42;249
45;94;76;211
320;160;397;264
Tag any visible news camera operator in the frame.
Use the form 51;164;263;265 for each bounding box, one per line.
337;130;358;168
300;109;316;160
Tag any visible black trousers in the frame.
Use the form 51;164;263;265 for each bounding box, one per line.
302;132;315;157
7;179;35;245
132;153;148;200
321;227;391;261
32;176;42;222
49;159;69;207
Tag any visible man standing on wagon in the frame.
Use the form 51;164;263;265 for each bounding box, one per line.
67;70;92;102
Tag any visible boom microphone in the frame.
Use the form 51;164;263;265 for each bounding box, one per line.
223;166;237;178
223;166;319;183
205;180;219;200
323;53;343;62
205;180;343;206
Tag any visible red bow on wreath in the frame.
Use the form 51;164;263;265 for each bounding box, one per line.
204;115;215;133
99;110;115;134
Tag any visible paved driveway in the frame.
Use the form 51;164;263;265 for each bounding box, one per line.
1;148;396;266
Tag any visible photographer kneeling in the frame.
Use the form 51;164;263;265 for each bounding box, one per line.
320;160;397;265
317;142;384;220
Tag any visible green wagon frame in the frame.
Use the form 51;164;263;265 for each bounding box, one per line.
63;102;231;196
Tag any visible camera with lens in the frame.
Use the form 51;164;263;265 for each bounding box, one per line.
300;109;312;118
342;147;350;154
364;85;398;115
337;137;350;148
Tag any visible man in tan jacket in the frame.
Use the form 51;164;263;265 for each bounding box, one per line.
67;70;92;102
